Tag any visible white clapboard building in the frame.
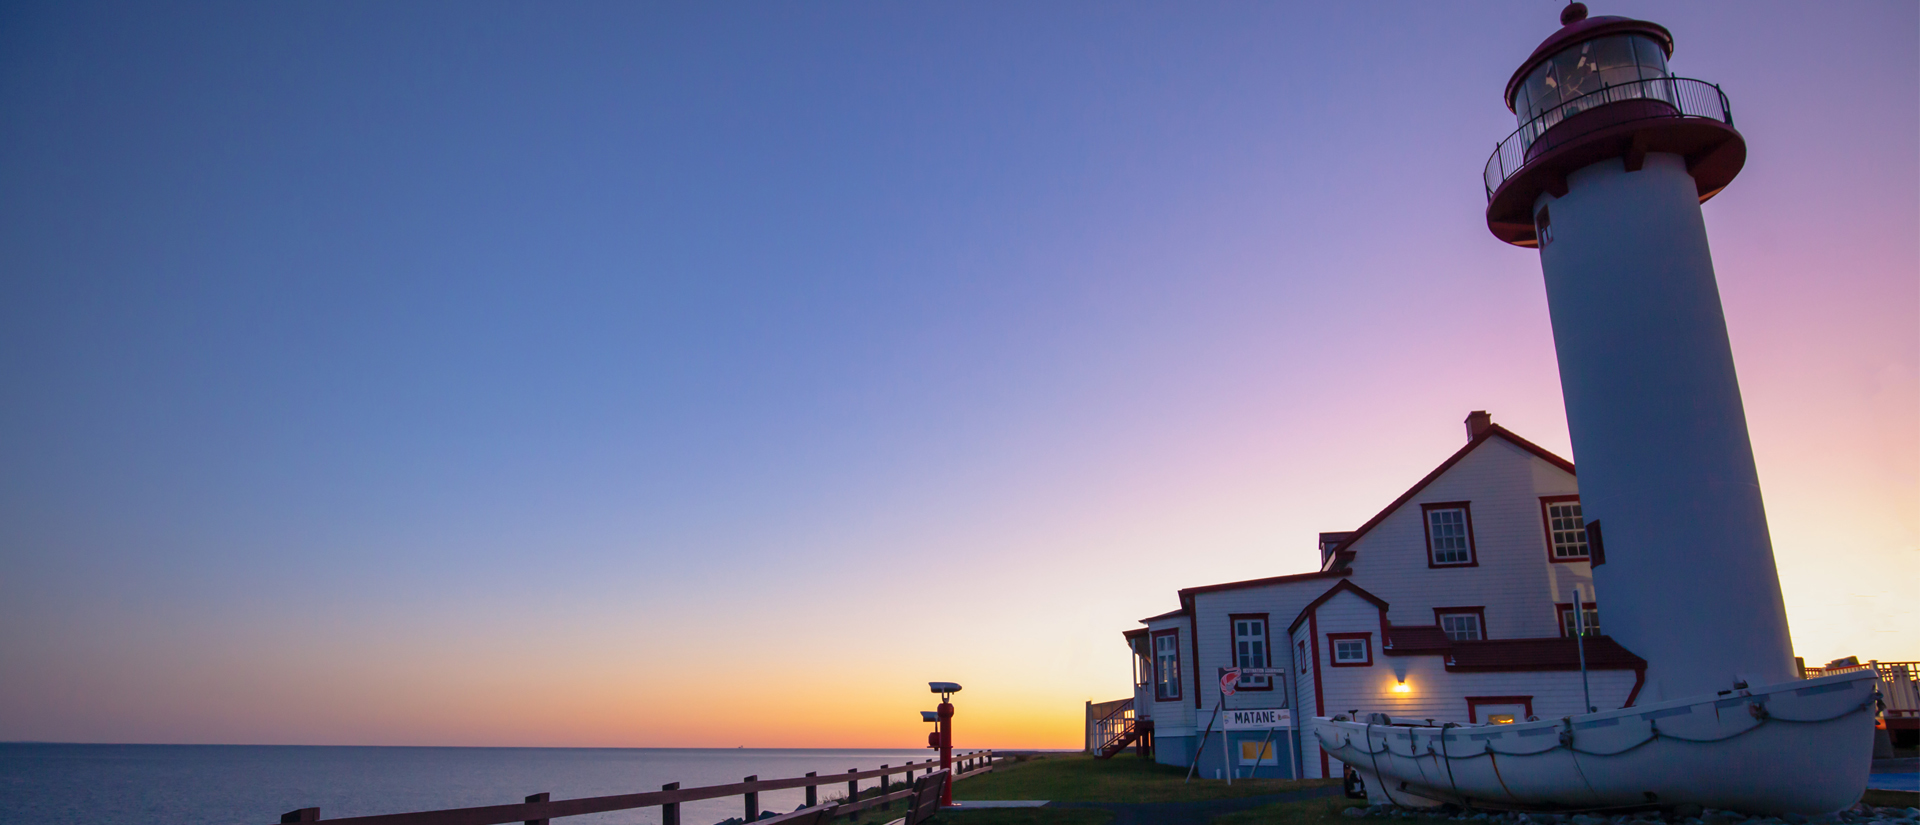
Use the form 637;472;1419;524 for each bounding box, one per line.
1108;412;1646;780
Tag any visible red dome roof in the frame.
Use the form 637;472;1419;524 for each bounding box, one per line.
1503;13;1674;111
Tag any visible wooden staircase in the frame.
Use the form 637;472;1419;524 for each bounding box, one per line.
1092;700;1152;759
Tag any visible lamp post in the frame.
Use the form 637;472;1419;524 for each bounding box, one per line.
928;682;961;807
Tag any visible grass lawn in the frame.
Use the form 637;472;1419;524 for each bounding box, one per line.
949;753;1341;804
1215;794;1441;825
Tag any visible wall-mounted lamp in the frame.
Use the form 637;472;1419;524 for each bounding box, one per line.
1392;679;1411;694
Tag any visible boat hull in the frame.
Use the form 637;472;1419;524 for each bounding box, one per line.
1316;671;1881;815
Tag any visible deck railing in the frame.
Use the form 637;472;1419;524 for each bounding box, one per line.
1804;660;1920;720
273;751;996;825
1483;76;1733;199
1092;699;1135;753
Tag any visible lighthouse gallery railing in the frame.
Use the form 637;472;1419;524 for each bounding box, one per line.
1483;76;1734;200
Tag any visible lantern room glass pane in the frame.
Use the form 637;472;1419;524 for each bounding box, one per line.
1515;34;1673;129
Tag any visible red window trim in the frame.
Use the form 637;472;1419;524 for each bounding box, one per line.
1296;639;1308;675
1305;616;1328;779
1150;628;1183;701
1555;601;1599;638
1539;494;1589;563
1327;632;1374;667
1420;501;1479;568
1432;606;1488;641
1466;695;1535;724
1227;613;1275;691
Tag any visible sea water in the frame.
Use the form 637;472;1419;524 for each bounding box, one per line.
0;743;939;825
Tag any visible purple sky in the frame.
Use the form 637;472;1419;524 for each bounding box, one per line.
0;1;1913;748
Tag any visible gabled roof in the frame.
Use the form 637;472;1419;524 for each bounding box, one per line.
1286;579;1391;634
1328;424;1575;559
1122;628;1148;641
1177;568;1350;601
1179;569;1352;620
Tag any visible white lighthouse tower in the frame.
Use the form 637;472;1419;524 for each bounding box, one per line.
1483;4;1793;701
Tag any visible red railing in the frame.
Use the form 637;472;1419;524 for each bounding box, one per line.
273;752;997;825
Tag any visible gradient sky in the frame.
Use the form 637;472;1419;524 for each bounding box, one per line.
1;1;1913;750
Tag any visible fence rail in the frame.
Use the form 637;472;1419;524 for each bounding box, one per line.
1483;76;1733;199
274;752;995;825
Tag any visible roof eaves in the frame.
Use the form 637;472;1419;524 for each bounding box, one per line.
1139;607;1188;624
1177;568;1350;602
1286;579;1392;635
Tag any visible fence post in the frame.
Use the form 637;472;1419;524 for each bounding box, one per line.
905;761;914;782
661;782;680;825
847;768;858;805
804;771;817;808
743;776;758;822
523;793;550;825
880;766;890;810
281;809;319;823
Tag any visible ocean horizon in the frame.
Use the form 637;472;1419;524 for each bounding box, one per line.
0;742;970;825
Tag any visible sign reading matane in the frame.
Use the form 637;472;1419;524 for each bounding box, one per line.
1222;708;1292;730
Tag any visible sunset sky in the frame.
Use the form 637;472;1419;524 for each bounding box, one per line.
1;1;1913;750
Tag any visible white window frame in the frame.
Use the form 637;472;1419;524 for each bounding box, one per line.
1560;603;1601;638
1233;617;1272;689
1153;630;1182;701
1439;612;1484;641
1544;498;1588;560
1332;637;1370;664
1424;503;1476;566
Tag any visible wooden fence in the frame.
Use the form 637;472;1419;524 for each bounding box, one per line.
274;751;997;825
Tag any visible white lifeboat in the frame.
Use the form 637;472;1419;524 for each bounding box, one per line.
1316;670;1883;815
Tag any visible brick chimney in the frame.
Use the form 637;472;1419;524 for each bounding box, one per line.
1464;410;1493;441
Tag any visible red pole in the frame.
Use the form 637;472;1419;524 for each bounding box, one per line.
937;700;955;807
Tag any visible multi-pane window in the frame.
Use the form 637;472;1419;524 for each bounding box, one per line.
1424;504;1475;566
1544;497;1588;559
1560;604;1601;637
1152;630;1182;700
1330;635;1371;666
1233;617;1270;689
1438;612;1484;641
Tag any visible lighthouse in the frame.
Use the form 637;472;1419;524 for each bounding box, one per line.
1484;5;1794;701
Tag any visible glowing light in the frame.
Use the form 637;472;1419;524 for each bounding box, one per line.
1392;681;1411;694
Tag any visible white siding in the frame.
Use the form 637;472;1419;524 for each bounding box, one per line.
1120;429;1644;777
1344;437;1592;639
1191;580;1335;714
1292;622;1324;777
1140;615;1196;736
1309;589;1635;725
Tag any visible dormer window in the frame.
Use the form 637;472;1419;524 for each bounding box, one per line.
1422;502;1478;567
